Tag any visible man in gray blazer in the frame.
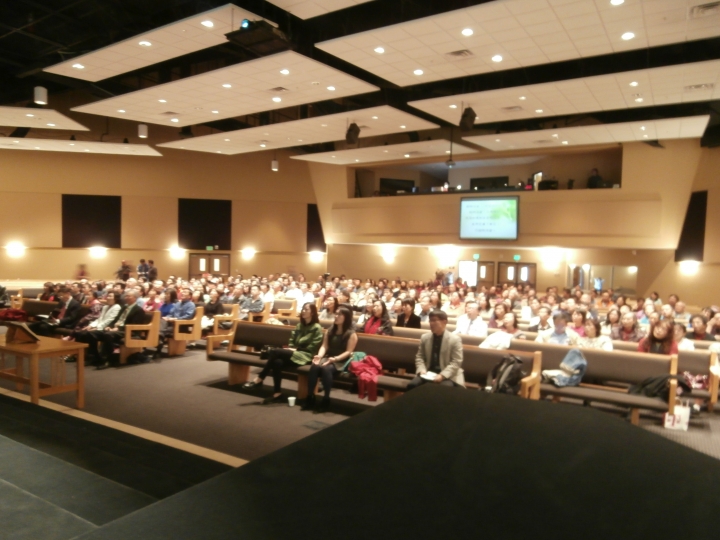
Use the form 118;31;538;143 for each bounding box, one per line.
407;310;465;390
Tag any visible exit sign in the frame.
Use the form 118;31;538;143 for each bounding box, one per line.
206;246;214;251
473;254;480;260
513;254;521;261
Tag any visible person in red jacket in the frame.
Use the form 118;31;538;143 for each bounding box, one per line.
637;319;678;355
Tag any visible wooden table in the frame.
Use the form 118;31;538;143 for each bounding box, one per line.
0;337;87;408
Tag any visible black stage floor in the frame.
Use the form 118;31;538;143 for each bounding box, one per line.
79;386;720;540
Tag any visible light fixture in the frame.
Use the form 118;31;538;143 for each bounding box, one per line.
404;154;410;158
321;124;328;127
519;96;526;100
621;32;635;40
201;20;214;28
222;83;232;88
280;69;290;75
495;138;500;142
640;126;646;131
224;138;230;142
562;141;569;145
628;266;638;274
380;245;396;264
212;110;219;114
260;141;267;148
327;86;336;91
169;245;186;259
355;159;360;163
170;118;179;123
446;129;456;168
5;242;26;258
374;47;385;54
117;109;126;113
272;96;282;103
241;18;250;29
413;69;424;75
449;104;457;109
72;63;84;69
611;0;624;5
241;248;256;260
271;158;279;172
26;113;33;117
88;246;107;259
535;109;544;113
47;123;55;127
158;99;167;103
462;28;473;37
629;81;638;87
139;40;152;46
309;251;325;263
138;124;148;138
371;116;378;119
491;55;503;62
679;260;700;275
635;97;644;103
34;86;47;105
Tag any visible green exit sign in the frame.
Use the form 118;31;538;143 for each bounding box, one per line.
473;254;480;261
206;246;214;251
513;254;521;261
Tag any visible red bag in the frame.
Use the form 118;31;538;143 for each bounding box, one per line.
0;309;28;322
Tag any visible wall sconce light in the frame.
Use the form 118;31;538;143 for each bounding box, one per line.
241;248;256;260
88;246;108;259
380;245;396;264
679;260;699;276
6;242;26;258
581;264;591;272
309;251;324;263
138;124;148;139
628;266;638;274
169;245;186;259
34;86;48;105
431;245;459;267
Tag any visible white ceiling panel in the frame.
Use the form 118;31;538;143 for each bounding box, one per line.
316;0;720;87
291;139;476;165
71;51;379;127
408;60;720;125
462;115;710;151
265;0;375;19
0;138;162;156
157;105;438;154
44;4;272;82
0;107;89;131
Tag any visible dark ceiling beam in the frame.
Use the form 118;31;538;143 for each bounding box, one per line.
0;22;67;49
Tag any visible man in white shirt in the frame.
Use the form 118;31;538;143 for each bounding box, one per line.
296;282;315;313
453;301;488;337
529;307;553;333
536;312;579;346
415;296;433;323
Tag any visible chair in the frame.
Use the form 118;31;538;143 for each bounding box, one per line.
10;289;23;310
212;304;239;335
168;306;204;356
120;311;161;364
247;302;270;323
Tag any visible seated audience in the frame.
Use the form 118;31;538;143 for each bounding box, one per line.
488;303;508;329
611;312;646;342
396;299;421;329
453;301;488;337
38;282;57;302
577;319;612;351
239;285;265;320
528;306;553;333
94;290;147;369
357;300;394;336
244;303;324;403
481;313;526;349
638;319;678;355
407;310;464;390
674;322;695;351
201;289;223;331
154;288;197;357
601;308;621;336
570;308;587;337
319;297;339;320
142;288;162;312
415;296;433;323
159;289;178;317
536;312;579;346
441;292;465;317
389;298;403;321
673;301;690;324
29;287;83;337
73;292;122;365
302;306;357;412
688;314;715;341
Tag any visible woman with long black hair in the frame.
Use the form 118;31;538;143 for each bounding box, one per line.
302;306;358;413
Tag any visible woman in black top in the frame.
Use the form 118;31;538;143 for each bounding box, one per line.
396;298;421;328
302;306;358;413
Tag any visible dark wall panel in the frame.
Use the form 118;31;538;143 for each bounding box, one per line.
62;194;121;248
178;199;232;251
675;190;707;262
307;204;326;252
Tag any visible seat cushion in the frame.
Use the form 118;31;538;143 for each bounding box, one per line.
540;383;669;411
377;376;410;391
208;352;265;367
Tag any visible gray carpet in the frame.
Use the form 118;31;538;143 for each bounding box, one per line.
2;350;719;463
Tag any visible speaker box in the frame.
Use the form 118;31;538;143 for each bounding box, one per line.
346;123;360;144
459;107;476;131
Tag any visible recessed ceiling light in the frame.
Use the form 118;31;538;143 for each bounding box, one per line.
374;47;385;54
321;124;328;127
272;96;282;103
371;116;379;120
611;0;624;5
640;126;646;131
449;104;457;109
217;151;222;154
331;155;336;158
562;141;569;145
12;140;18;143
201;20;214;28
280;69;290;75
383;150;388;153
170;118;179;123
69;143;74;146
629;81;639;87
158;99;167;103
535;109;543;113
491;55;503;62
400;125;406;129
327;86;336;91
84;149;90;152
404;154;410;158
643;134;648;138
117;109;125;113
139;40;152;47
462;28;473;37
47;123;55;126
224;138;230;141
445;150;451;154
413;69;424;76
552;134;559;138
72;63;84;69
635;97;644;103
35;146;40;149
355;159;360;162
26;113;33;117
298;139;303;142
495;139;501;142
260;143;267;148
211;110;219;114
222;84;232;88
621;32;635;41
519;96;526;100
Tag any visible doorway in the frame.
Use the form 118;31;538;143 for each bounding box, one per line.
189;253;230;278
497;262;537;289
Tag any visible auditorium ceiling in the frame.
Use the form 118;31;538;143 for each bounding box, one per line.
0;0;718;153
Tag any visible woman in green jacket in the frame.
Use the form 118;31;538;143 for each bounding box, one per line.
243;302;324;403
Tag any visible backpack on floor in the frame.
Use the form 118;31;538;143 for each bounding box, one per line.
628;375;691;401
485;355;526;395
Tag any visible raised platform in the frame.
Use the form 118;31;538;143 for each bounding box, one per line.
79;385;720;539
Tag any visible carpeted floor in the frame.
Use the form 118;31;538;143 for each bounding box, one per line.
1;349;720;463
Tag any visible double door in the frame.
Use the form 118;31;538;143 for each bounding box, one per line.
497;262;536;289
189;253;230;278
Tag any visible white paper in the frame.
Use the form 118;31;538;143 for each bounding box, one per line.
421;371;438;381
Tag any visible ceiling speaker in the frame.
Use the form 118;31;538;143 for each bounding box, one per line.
346;123;360;144
459;107;476;131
